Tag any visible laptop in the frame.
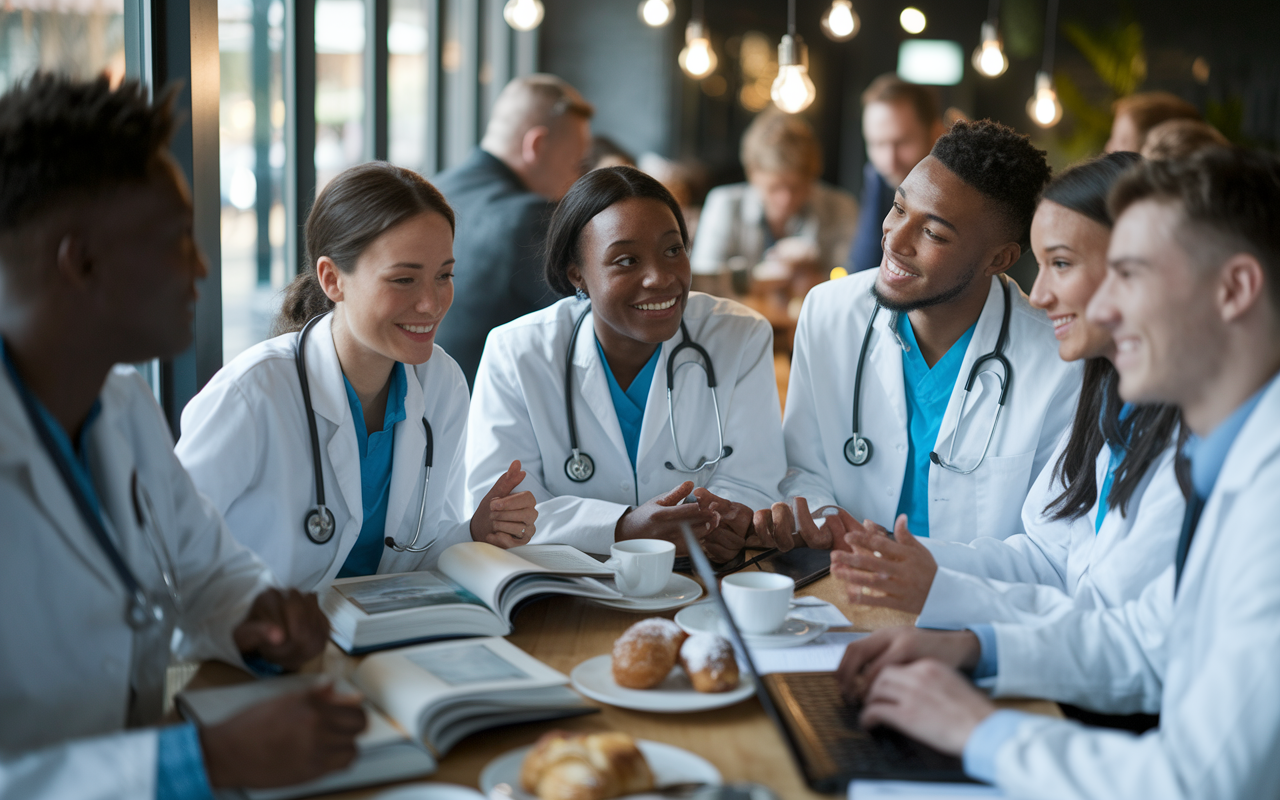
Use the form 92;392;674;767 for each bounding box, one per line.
679;525;975;794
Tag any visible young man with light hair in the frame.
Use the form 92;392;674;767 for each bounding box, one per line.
837;147;1280;799
435;73;594;385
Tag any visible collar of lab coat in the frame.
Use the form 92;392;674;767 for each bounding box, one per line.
0;365;138;592
933;276;1010;456
1211;372;1280;496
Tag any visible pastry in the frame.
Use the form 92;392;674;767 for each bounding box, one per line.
678;633;739;693
520;730;655;800
610;617;687;689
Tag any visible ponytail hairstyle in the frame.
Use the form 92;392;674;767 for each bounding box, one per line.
1041;151;1191;522
272;161;455;335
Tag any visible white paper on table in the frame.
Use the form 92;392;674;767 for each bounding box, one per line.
748;631;867;674
789;595;853;627
849;780;1006;799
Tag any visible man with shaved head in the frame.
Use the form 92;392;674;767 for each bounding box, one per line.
435;74;594;385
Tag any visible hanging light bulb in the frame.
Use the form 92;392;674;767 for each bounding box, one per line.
1027;71;1063;127
899;7;926;34
972;20;1008;77
679;19;718;79
771;34;816;113
820;0;859;42
638;0;673;27
502;0;544;32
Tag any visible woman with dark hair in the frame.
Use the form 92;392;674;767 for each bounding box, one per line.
830;151;1188;627
176;162;536;590
465;166;786;559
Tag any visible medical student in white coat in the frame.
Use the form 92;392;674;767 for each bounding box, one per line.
835;148;1280;799
830;153;1189;629
466;166;787;559
0;74;362;798
755;120;1080;550
178;162;537;590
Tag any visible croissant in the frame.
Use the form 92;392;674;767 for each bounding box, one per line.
520;730;655;800
611;617;688;689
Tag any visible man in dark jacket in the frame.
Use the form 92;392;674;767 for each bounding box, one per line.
434;74;593;385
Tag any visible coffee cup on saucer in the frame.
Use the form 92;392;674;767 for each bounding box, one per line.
721;572;795;635
604;539;675;597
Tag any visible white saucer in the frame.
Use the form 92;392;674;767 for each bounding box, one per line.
480;738;721;800
594;573;703;612
569;653;756;713
372;783;486;800
674;602;828;649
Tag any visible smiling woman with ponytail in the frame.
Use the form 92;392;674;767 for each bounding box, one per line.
175;161;538;590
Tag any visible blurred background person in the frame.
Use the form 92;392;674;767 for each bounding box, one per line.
1104;90;1201;153
638;152;710;241
844;75;947;275
584;134;635;172
1141;117;1230;160
690;110;856;295
434;74;593;387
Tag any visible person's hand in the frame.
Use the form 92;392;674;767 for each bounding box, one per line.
233;588;329;672
830;514;937;614
471;460;538;548
615;481;720;556
691;487;751;562
836;626;981;700
200;682;368;788
860;659;996;756
750;497;836;552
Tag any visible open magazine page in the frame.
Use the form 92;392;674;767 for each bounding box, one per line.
436;541;551;610
351;636;570;751
332;571;487;615
507;544;616;575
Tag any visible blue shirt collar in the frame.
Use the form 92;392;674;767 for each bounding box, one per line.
1182;375;1277;499
342;362;408;457
0;338;102;462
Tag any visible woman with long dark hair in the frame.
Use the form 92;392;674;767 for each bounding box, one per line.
465;166;787;560
830;152;1188;626
176;162;536;590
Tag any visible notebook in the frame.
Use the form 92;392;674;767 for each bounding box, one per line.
678;524;977;794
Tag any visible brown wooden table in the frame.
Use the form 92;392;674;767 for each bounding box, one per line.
186;571;1059;799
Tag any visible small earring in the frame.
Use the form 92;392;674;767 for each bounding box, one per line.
575;287;588;302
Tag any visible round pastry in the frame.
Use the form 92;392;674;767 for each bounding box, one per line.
679;633;740;693
611;617;688;689
520;729;655;800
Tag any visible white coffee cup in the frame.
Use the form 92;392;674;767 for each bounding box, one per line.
605;539;675;597
721;572;795;635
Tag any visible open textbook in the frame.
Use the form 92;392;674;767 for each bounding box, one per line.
322;542;621;653
178;637;594;800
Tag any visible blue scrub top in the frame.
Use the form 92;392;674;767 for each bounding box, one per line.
336;362;407;579
895;316;977;538
596;337;662;468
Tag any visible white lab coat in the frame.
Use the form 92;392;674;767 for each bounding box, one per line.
915;430;1186;627
465;292;786;554
0;365;273;799
176;314;472;590
780;270;1081;543
980;377;1280;799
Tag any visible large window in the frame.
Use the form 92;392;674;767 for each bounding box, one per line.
0;0;126;89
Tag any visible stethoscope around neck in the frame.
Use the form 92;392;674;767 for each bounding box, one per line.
562;304;732;483
294;312;436;552
845;277;1013;474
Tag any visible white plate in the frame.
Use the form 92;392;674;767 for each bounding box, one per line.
569;653;755;712
372;783;486;800
480;738;721;800
594;573;703;612
674;602;828;649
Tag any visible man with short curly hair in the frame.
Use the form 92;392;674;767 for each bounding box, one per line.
753;120;1080;560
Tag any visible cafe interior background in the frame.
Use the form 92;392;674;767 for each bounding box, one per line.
1;0;1276;429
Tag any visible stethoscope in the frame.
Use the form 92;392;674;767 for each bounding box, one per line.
562;304;732;483
845;277;1012;474
295;313;436;552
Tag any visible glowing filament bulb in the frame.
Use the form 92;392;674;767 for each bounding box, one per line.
972;21;1008;78
771;34;816;114
503;0;544;31
639;0;673;27
821;0;860;42
1027;71;1064;127
899;7;926;34
679;21;717;79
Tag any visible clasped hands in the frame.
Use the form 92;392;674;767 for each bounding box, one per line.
616;481;753;563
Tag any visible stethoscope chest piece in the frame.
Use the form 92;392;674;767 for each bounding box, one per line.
304;505;336;544
565;450;595;483
844;434;873;466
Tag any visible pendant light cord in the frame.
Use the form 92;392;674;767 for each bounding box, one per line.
987;0;1002;25
787;0;797;36
1041;0;1060;73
